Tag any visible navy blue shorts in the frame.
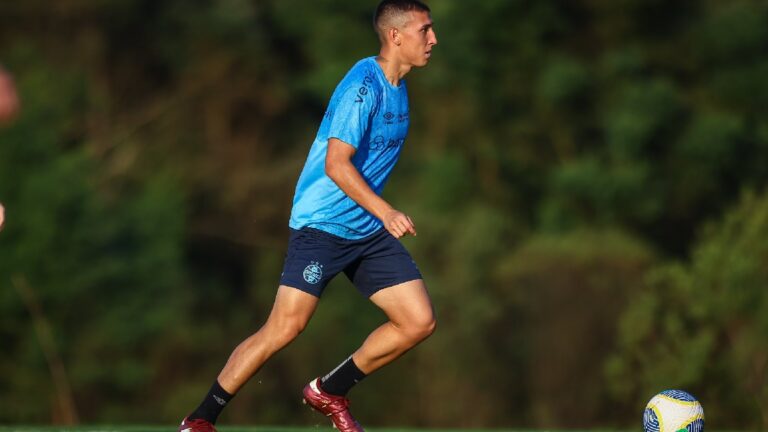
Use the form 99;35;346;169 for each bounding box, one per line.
279;227;423;298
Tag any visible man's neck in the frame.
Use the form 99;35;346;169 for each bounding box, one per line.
376;54;411;87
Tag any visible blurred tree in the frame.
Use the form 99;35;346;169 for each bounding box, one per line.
495;230;655;427
0;52;187;423
607;189;768;430
1;0;768;427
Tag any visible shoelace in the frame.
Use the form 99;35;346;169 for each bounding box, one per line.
325;397;351;415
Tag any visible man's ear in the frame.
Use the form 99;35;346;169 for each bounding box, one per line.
391;27;402;46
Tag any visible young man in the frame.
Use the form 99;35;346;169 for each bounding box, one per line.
179;1;437;431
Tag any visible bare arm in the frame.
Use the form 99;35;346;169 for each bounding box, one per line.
325;138;416;239
0;66;19;125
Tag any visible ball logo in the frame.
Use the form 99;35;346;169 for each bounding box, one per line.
303;261;323;284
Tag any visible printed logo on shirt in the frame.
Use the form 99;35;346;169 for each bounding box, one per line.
355;71;376;103
384;112;408;125
370;135;405;151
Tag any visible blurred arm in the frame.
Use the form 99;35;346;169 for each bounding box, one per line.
0;66;19;124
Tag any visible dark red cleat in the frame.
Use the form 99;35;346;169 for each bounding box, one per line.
178;416;217;432
302;378;364;432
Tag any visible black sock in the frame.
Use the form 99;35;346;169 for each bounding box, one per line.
320;356;367;396
188;380;234;424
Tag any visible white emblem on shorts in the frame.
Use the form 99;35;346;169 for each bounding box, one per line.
303;261;323;284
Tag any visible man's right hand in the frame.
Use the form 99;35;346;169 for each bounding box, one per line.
383;209;416;239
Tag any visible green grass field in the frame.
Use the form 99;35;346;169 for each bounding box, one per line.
0;428;353;432
0;428;597;432
0;428;513;432
0;428;664;432
2;428;346;432
0;428;332;432
0;428;533;432
0;428;658;432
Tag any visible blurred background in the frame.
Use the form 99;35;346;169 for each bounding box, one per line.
1;0;767;429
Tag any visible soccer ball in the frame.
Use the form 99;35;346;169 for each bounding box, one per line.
643;390;705;432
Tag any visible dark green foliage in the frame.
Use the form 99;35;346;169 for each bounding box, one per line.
494;230;655;428
608;190;768;430
1;0;768;428
0;56;186;422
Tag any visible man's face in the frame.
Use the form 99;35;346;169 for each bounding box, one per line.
398;10;437;67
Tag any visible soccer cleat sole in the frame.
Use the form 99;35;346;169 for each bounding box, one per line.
303;398;340;429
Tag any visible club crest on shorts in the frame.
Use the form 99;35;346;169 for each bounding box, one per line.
303;261;323;284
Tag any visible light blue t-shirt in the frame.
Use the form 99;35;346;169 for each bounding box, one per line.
289;57;410;239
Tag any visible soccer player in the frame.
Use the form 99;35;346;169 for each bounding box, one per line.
178;1;437;431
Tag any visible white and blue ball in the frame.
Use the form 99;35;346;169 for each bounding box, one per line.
643;390;705;432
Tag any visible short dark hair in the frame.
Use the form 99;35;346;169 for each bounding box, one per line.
374;0;431;31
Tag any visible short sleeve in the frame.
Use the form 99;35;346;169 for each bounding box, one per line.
326;78;379;149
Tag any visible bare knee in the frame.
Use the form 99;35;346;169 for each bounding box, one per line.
277;317;308;342
419;316;437;340
401;314;437;344
263;315;309;348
